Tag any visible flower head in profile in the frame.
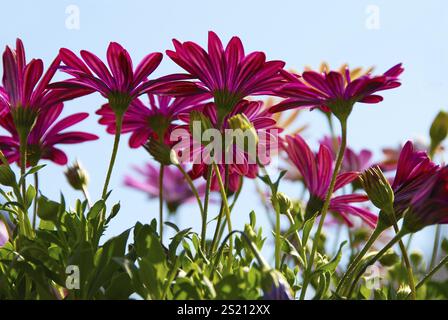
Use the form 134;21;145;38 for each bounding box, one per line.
124;162;206;213
0;103;98;166
402;166;448;233
1;39;90;136
283;134;377;228
176;99;279;192
96;93;207;148
389;141;439;224
56;42;165;116
164;31;286;121
270;64;403;120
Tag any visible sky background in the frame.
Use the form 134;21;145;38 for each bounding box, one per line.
1;0;447;260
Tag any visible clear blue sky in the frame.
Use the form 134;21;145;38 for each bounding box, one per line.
1;0;447;256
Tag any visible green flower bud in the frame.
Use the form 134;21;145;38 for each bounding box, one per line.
360;166;394;214
0;165;16;187
429;110;448;154
227;114;258;150
379;249;400;267
64;160;89;191
410;250;423;266
272;192;293;215
396;284;411;300
144;138;176;166
189;110;213;144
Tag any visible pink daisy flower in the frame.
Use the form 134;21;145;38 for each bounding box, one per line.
124;162;206;212
0;103;98;166
269;64;404;118
319;135;373;173
283;134;377;228
96;93;208;148
390;141;439;219
55;42;173;115
1;39;90;128
402;165;448;232
163;31;286;118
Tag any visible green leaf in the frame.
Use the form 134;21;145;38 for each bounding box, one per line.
314;241;347;276
302;213;317;247
87;200;105;221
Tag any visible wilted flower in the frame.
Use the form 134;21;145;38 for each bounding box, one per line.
124;162;206;213
0;103;98;166
283;134;377;228
270;64;403;120
164;31;286;122
402;166;448;233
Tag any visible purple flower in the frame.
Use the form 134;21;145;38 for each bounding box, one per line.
1;39;90;116
163;31;287;114
124;162;206;212
0;103;98;166
283;134;377;228
403;166;448;232
0;219;8;247
319;135;373;173
270;64;403;118
391;141;439;219
96;93;208;148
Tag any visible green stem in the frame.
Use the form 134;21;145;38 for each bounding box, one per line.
212;162;233;273
300;119;347;300
429;225;441;271
175;164;205;225
81;185;92;207
336;226;383;296
414;254;448;292
257;163;282;270
159;164;164;240
32;172;38;230
285;211;307;268
18;133;32;238
209;165;229;256
392;223;416;300
101;114;123;201
200;165;213;251
347;231;405;298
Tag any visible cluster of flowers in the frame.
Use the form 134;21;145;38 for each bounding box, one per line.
0;32;447;300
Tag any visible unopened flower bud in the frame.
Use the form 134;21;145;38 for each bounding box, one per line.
272;192;293;215
64;160;89;191
429;111;448;154
144;138;175;165
189;111;213;143
0;165;16;187
360;166;394;213
227;114;259;150
410;250;423;266
379;249;400;267
396;284;411;300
